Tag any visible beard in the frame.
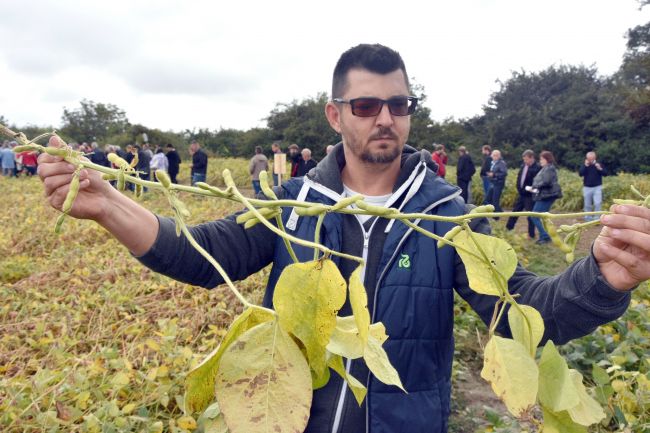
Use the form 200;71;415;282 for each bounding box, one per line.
348;126;402;164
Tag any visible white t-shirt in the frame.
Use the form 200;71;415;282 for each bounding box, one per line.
343;184;391;225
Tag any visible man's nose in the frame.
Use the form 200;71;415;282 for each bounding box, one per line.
375;102;394;127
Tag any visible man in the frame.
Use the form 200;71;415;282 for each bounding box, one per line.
431;143;447;178
479;144;492;201
505;149;540;238
37;44;648;433
90;142;110;168
271;141;283;186
165;143;181;184
288;143;303;177
455;145;475;203
189;140;208;185
579;151;608;221
326;144;335;155
296;148;318;177
485;149;507;216
249;145;269;195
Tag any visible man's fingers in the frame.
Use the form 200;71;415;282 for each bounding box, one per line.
598;242;649;282
43;173;77;197
601;228;650;254
600;205;650;235
48;135;65;148
37;160;76;181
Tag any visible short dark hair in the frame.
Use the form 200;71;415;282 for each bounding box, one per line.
255;146;263;154
522;149;535;158
332;44;409;99
540;150;556;164
482;144;492;152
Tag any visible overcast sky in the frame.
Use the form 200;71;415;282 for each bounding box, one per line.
2;0;649;133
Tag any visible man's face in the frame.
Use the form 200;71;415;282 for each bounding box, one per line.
523;155;534;166
326;68;410;165
586;153;596;164
491;151;500;161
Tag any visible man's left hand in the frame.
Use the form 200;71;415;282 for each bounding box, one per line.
594;204;650;291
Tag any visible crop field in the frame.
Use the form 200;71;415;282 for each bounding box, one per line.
1;158;648;433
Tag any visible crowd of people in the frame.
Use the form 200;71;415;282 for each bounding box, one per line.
430;142;608;244
1;138;186;188
249;141;323;192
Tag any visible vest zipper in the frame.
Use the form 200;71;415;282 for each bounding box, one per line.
331;222;373;433
364;189;463;433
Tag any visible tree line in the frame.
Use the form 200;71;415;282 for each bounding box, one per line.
3;1;649;173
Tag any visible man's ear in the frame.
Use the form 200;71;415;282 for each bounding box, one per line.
325;102;342;134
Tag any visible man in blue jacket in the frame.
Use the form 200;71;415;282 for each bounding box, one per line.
37;44;649;433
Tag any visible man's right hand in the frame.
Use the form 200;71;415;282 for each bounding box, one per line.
37;136;115;222
37;136;160;256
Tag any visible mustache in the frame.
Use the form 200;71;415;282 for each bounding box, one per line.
369;127;398;141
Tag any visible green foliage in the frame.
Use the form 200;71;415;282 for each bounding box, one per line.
60;99;130;143
265;92;340;159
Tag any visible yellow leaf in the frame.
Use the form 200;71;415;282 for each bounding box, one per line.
508;304;544;356
215;320;312;433
541;408;587;433
121;403;136;414
364;335;405;392
146;338;161;351
453;230;517;296
185;306;274;413
349;266;371;344
157;365;169;378
327;316;389;360
273;260;346;378
177;415;197;430
566;369;606;426
538;341;579;412
111;371;130;388
480;336;538;417
327;354;367;405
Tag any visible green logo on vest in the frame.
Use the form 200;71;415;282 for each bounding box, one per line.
398;254;411;269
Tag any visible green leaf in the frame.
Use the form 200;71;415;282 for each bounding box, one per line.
591;364;609;386
273;259;347;378
566;369;606;426
452;230;517;296
364;335;405;392
538;340;579;412
215;320;312;433
349;266;371;344
185;307;274;413
542;408;587;433
480;336;538;417
327;354;367;405
507;304;544;356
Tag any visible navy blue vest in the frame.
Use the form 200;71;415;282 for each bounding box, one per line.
264;172;464;433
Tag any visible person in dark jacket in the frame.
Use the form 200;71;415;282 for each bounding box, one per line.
527;150;563;244
189;140;208;185
485;149;507;216
36;44;649;433
455;145;475;203
506;149;540;238
296;148;318;177
165;144;181;184
288;143;303;177
89;142;110;168
479;144;492;201
579;151;608;221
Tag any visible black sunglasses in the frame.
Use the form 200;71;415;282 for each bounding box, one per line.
333;96;418;117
